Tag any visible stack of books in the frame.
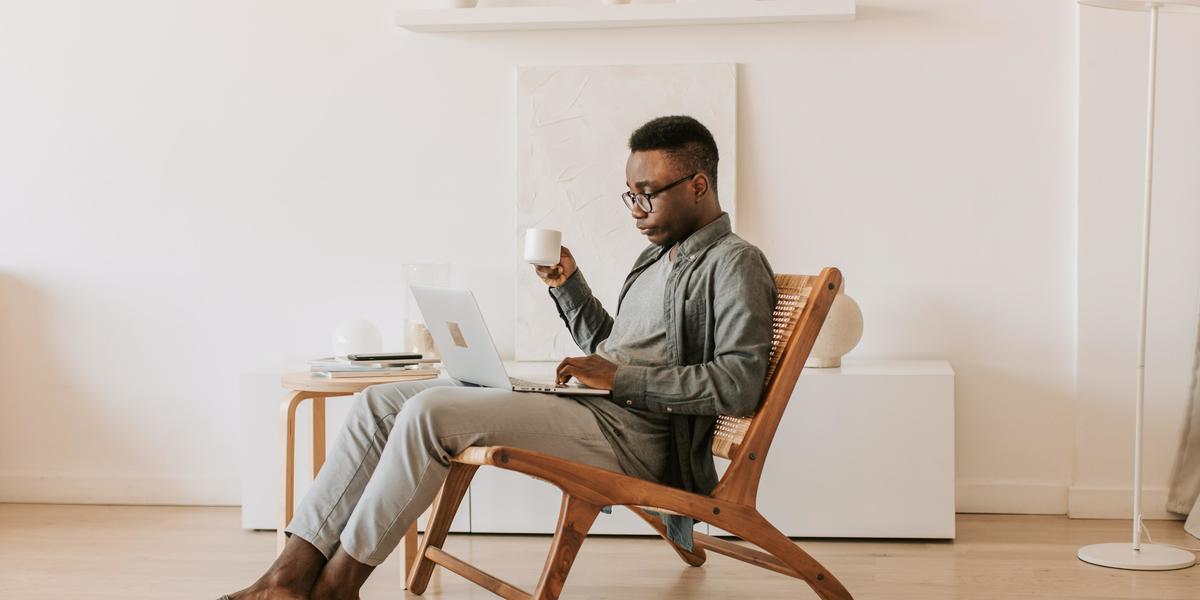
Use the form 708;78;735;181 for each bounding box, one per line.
309;354;442;379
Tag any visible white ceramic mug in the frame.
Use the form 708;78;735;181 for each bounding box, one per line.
524;228;562;266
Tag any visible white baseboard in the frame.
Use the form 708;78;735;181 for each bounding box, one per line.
956;480;1068;514
1068;485;1184;520
0;471;240;506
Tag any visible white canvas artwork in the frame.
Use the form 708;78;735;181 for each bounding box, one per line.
516;63;737;360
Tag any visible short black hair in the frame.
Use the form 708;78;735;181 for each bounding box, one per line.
628;115;719;191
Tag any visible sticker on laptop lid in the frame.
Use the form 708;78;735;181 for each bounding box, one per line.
446;321;468;348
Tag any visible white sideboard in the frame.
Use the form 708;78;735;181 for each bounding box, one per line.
711;359;956;538
240;359;954;539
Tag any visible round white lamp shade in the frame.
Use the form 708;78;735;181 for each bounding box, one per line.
332;318;383;358
806;286;863;368
1079;0;1200;13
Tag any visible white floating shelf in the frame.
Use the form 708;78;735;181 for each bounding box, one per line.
396;0;855;32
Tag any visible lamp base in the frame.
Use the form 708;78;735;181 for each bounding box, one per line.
1077;542;1196;570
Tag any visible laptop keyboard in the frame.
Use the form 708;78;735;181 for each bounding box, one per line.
510;377;556;389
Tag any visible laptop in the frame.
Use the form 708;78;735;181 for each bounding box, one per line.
410;285;610;396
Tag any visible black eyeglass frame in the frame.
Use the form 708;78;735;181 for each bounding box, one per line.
621;172;699;213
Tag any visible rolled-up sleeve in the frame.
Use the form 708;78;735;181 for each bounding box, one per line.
548;270;614;355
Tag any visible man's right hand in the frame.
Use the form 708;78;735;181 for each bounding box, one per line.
534;246;578;288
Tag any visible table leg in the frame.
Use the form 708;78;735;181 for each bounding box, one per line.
277;391;312;555
312;396;326;477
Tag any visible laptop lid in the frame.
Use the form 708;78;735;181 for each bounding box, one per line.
409;285;512;389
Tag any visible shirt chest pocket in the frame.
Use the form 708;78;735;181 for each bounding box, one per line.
681;295;709;363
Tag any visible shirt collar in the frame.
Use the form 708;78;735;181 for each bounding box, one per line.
673;212;732;262
632;212;733;272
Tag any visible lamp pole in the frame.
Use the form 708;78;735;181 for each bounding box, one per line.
1131;1;1157;553
1075;0;1199;572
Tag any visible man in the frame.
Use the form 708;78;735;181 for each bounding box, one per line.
221;115;776;600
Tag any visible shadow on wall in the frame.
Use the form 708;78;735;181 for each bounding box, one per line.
881;292;1073;515
0;272;135;502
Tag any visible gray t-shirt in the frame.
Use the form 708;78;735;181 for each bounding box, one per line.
573;252;674;482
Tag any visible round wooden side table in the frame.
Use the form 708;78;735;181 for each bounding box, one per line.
278;371;439;582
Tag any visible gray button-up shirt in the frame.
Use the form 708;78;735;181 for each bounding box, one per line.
549;213;777;549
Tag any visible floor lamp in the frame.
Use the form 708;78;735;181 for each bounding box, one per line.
1076;0;1200;571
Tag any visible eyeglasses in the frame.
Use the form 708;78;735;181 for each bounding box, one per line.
621;172;698;213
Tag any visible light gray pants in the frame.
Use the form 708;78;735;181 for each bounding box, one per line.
284;378;625;566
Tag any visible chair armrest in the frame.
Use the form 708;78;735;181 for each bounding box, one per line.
451;446;499;466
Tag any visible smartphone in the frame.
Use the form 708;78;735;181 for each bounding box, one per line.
347;352;423;361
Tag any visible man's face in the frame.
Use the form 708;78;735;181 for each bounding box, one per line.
624;150;699;248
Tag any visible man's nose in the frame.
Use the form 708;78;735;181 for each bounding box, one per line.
629;203;649;219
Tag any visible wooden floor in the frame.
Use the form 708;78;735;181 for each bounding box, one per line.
1;504;1198;599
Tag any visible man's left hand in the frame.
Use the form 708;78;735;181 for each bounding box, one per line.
555;355;618;390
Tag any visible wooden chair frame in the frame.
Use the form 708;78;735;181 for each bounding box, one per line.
406;268;851;600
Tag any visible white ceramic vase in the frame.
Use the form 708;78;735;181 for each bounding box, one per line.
805;285;863;368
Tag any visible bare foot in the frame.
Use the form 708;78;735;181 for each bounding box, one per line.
221;536;327;600
224;583;307;600
308;548;375;600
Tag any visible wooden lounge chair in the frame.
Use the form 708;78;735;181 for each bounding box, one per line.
406;268;852;600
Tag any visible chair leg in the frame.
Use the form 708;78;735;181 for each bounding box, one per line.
406;462;478;595
402;522;418;583
531;493;602;600
731;515;853;600
627;506;707;567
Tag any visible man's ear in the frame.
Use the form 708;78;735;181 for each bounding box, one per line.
692;173;710;201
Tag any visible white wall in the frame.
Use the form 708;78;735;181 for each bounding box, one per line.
1;0;1081;512
1074;6;1200;519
